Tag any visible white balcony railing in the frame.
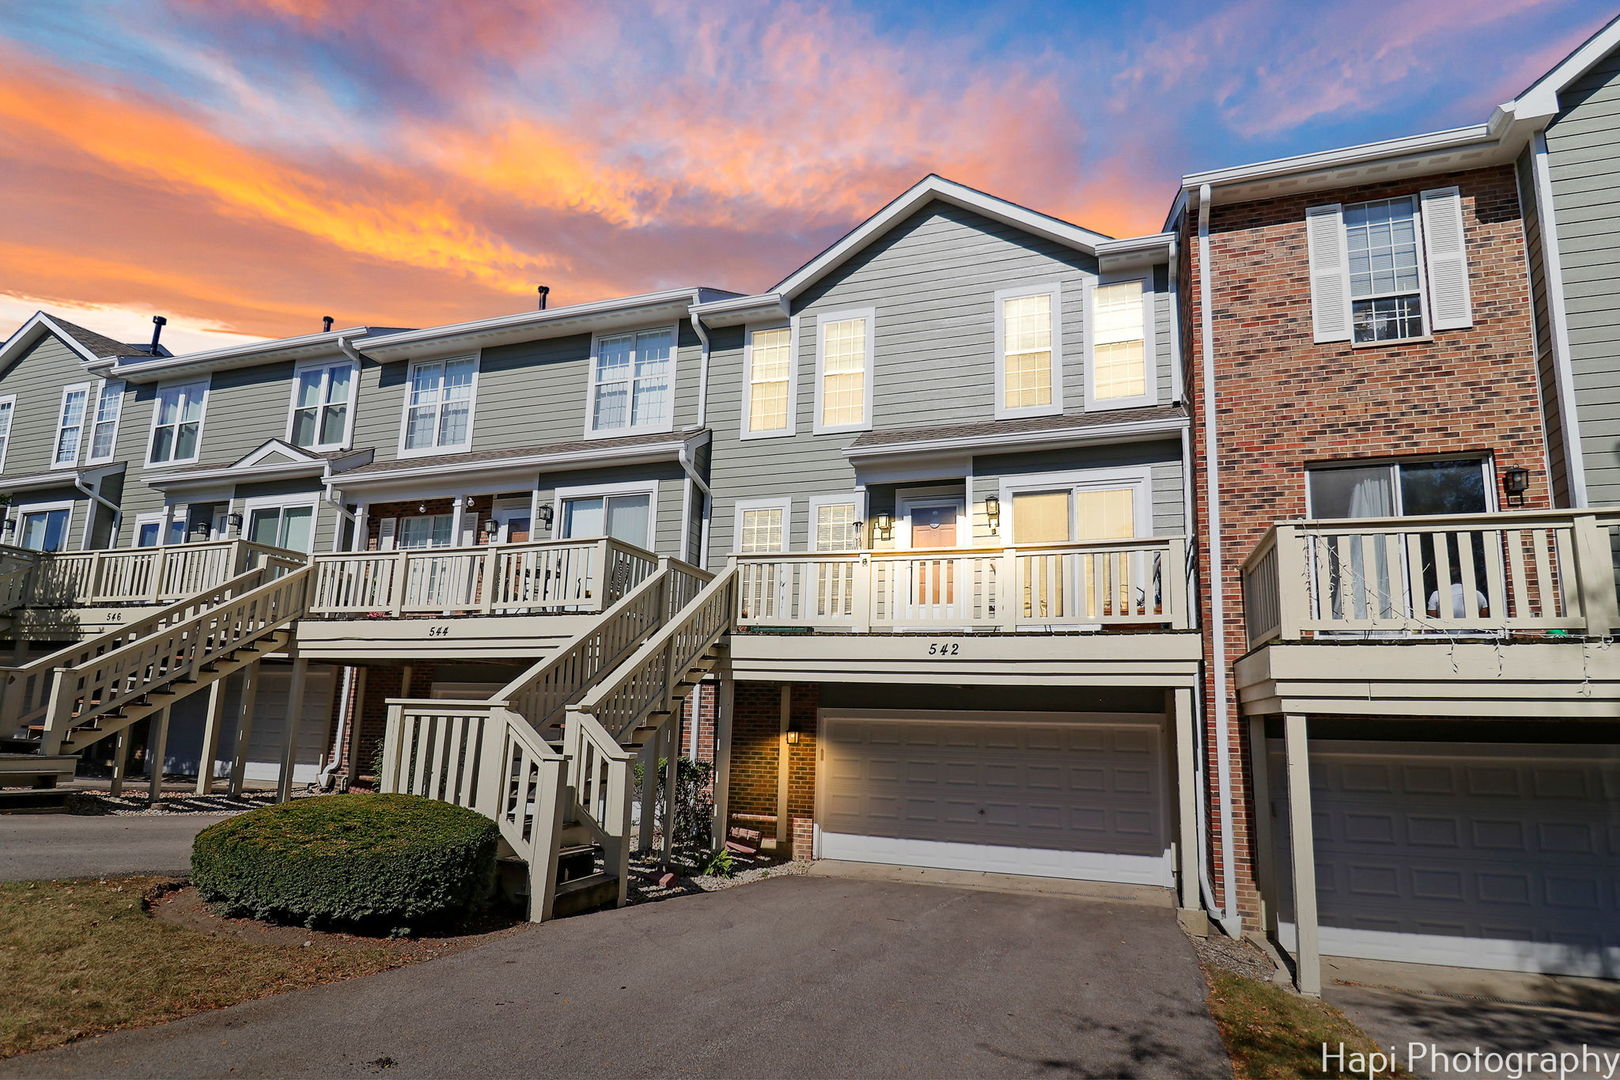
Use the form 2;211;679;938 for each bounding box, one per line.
1240;510;1620;646
733;538;1190;632
6;540;298;608
307;537;658;617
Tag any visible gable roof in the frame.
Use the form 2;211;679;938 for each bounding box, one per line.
0;311;139;379
1509;13;1620;119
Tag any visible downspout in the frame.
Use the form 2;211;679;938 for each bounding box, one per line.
1197;183;1239;936
690;304;712;430
678;439;714;568
74;474;123;546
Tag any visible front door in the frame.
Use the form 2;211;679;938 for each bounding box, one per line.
899;497;964;618
492;506;532;544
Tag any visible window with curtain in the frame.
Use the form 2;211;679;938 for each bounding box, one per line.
248;504;316;552
403;357;475;452
398;514;455;549
86;380;123;462
290;362;353;449
149;380;207;464
1345;197;1425;344
1307;458;1486;519
1090;281;1148;403
737;505;787;553
53;384;91;467
561;493;652;548
818;316;868;429
745;327;792;434
591;328;673;434
813;501;860;551
1001;292;1055;413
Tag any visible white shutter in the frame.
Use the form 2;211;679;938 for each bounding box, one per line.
378;517;397;551
459;514;476;546
1420;186;1473;331
1305;203;1352;343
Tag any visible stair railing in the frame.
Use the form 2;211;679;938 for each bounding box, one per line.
39;562;313;755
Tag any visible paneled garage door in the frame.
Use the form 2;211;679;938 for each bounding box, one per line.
1274;741;1620;977
819;714;1172;886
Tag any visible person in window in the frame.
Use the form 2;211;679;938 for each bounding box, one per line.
1427;566;1489;620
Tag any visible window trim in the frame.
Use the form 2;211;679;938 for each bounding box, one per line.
584;325;679;439
144;376;211;468
0;393;15;473
1303;454;1496;519
13;499;75;553
740;320;798;440
397;353;479;459
812;307;876;435
240;494;321;553
286;357;358;452
51;382;93;470
83;379;124;466
1083;276;1157;412
807;492;867;552
553;479;661;550
732;496;794;555
997;466;1152;544
1343;194;1432;348
130;511;166;548
993;283;1063;420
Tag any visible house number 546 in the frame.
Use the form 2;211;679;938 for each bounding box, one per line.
927;642;960;656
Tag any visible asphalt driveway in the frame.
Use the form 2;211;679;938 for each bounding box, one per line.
0;875;1229;1079
0;813;229;881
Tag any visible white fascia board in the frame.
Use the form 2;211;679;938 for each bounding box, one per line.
145;458;330;489
113;327;371;383
770;175;1113;300
1508;14;1620;119
689;293;789;328
1182;124;1498;195
843;415;1188;463
0;461;125;492
358;289;710;362
334;431;705;492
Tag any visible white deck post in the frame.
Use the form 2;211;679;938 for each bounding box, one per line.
1284;712;1321;997
1170;687;1199;913
711;660;734;849
1572;513;1620;636
276;656;309;803
146;705;172;805
1248;716;1278;943
228;662;261;798
195;677;229;795
109;730;131;798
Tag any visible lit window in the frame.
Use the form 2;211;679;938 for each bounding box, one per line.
149;380;207;465
53;383;91;467
591;328;674;434
1346;197;1426;343
745;327;793;434
817;314;869;430
403;356;475;452
86;380;123;463
1091;282;1147;403
737;505;786;553
290;362;354;449
813;501;860;552
1000;292;1055;413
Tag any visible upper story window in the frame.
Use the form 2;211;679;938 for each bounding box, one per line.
85;380;124;464
1087;280;1153;409
589;328;674;436
52;383;91;467
735;498;790;553
810;496;862;552
996;286;1060;419
814;309;873;433
148;379;208;466
401;355;476;455
742;325;794;437
1307;187;1472;346
0;395;14;472
289;360;355;450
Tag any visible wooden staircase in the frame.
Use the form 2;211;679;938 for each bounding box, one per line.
381;559;738;921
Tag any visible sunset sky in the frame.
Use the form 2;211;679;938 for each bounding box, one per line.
0;0;1610;353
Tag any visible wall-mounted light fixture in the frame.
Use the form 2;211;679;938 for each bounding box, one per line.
1502;466;1531;507
872;513;894;542
482;518;500;537
2;519;14;534
537;504;555;529
226;512;244;529
785;730;801;746
851;520;865;548
417;504;428;515
191;522;211;538
464;495;477;509
984;494;1001;536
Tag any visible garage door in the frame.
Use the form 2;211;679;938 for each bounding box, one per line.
240;668;337;785
1272;741;1620;977
819;714;1172;886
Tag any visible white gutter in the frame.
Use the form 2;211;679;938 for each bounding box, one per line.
337;331;366;367
1530;131;1589;507
73;474;123;545
1197;183;1239;936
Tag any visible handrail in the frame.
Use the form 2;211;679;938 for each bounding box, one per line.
12;540;305;608
730;536;1180;561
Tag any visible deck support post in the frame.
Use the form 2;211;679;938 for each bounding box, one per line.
227;662;261;799
1248;716;1279;945
711;661;734;850
195;678;229;795
146;705;172;805
109;730;131;798
1169;687;1199;914
277;655;308;802
1284;712;1321;997
774;684;791;849
637;738;658;853
661;719;679;864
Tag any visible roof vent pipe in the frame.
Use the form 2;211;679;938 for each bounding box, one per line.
149;315;167;353
322;315;334;333
537;285;550;311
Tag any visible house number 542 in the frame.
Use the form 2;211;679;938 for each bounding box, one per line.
927;642;960;656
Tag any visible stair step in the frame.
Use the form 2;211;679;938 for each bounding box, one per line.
556;843;598;883
551;872;618;919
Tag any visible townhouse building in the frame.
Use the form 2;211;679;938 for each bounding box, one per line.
1;15;1617;992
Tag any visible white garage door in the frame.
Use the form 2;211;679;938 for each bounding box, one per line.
819;714;1172;886
1274;741;1620;977
240;668;337;785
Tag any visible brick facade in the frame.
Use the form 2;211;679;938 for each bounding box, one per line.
724;680;819;857
342;660;440;784
1183;164;1550;924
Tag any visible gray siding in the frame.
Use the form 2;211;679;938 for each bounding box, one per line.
1546;45;1620;507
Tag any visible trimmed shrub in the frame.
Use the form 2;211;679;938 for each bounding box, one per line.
191;793;497;932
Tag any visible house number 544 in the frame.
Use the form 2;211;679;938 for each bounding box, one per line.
927;642;960;656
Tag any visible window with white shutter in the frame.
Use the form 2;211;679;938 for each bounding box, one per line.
1306;203;1352;343
1419;186;1473;331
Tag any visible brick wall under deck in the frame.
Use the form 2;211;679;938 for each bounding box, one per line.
725;680;819;857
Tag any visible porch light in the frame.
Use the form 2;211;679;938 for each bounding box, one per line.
785;730;801;746
537;504;555;529
1502;466;1531;507
464;496;477;509
984;494;1001;535
226;512;244;529
1;519;13;534
482;519;499;536
872;513;893;542
417;504;428;514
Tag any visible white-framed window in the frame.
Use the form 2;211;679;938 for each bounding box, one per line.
132;512;165;548
147;378;209;466
51;382;92;468
733;497;792;554
587;327;676;437
999;467;1151;544
814;308;874;433
84;380;124;464
995;284;1061;419
741;323;796;438
1307;187;1472;345
808;494;864;552
398;514;455;549
555;480;658;549
400;355;477;456
15;501;74;552
0;394;14;472
288;359;356;450
244;499;318;552
1085;279;1154;410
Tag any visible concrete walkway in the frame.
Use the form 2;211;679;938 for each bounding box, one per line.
0;813;228;881
0;875;1230;1079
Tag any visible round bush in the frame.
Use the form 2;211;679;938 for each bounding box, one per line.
191;793;498;931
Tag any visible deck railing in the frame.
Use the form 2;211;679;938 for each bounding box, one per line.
733;537;1190;632
8;540;298;608
307;537;657;617
1240;510;1620;646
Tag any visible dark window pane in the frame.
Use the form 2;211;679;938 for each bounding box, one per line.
1398;460;1487;516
